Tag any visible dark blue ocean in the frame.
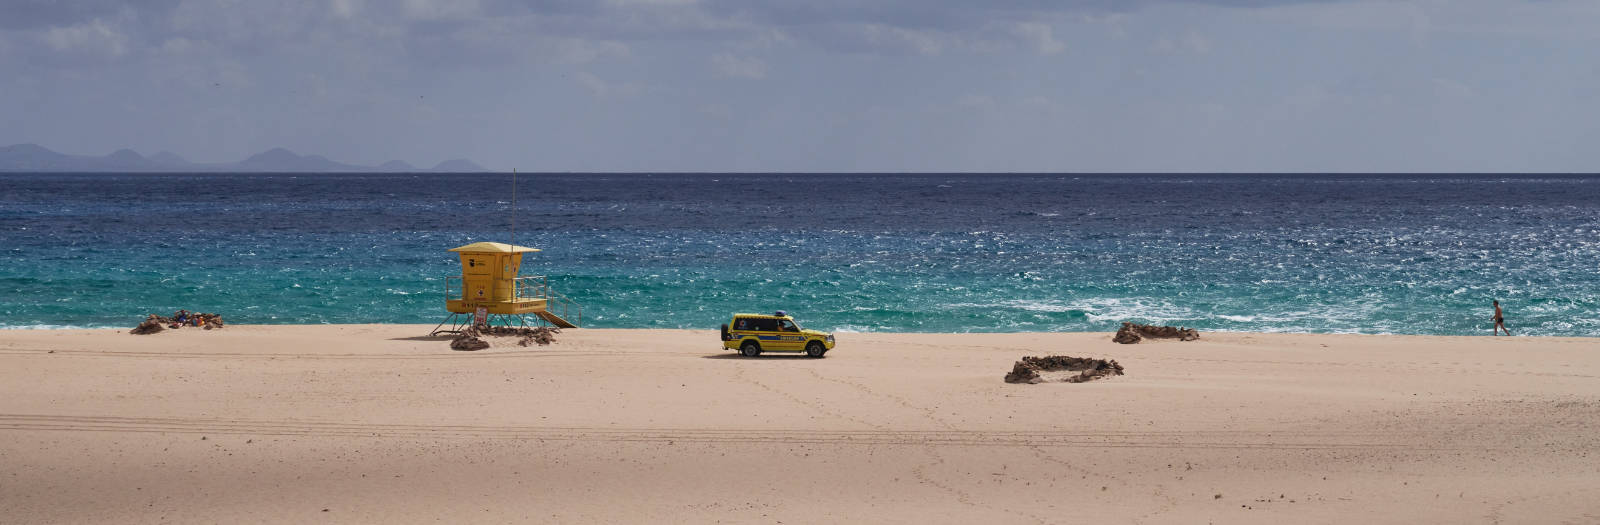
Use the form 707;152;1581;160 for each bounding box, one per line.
2;173;1596;335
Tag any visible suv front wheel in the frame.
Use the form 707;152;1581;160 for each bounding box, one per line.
806;341;826;358
740;340;762;357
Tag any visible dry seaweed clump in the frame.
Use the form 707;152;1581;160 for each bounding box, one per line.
1112;322;1199;344
1005;356;1125;384
449;326;561;350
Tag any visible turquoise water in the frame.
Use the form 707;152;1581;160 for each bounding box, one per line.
2;173;1597;335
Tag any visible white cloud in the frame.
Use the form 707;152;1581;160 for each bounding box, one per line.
5;0;1600;172
545;38;632;64
402;0;483;20
43;18;128;58
1012;22;1065;55
575;71;642;98
1019;96;1066;115
330;0;363;18
403;21;631;68
698;102;732;120
606;0;700;5
957;94;996;110
856;23;944;55
1152;31;1211;55
1431;77;1474;100
711;52;766;79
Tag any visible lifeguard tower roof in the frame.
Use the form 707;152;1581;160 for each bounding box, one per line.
448;242;541;254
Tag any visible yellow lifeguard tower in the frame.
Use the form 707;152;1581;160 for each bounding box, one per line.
431;241;581;334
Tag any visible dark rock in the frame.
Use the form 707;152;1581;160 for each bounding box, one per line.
1004;361;1042;384
1004;355;1124;384
482;326;560;346
450;329;490;351
450;337;490;351
130;315;164;335
1113;322;1198;344
445;326;560;351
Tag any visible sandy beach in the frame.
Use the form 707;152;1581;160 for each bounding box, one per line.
1;326;1596;523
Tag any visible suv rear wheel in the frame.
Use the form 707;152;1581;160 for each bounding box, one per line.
740;340;762;357
806;341;826;358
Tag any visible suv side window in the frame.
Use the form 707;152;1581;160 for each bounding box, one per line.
735;317;777;331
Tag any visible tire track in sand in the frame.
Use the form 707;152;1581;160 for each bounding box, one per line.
805;366;1183;523
0;348;625;361
0;414;1471;450
801;367;1051;524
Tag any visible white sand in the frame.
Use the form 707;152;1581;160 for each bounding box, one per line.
1;325;1596;523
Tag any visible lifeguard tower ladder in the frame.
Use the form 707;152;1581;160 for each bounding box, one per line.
431;241;582;335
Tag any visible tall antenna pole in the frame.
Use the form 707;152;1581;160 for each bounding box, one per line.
511;168;517;246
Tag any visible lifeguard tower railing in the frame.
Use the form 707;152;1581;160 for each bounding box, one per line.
444;275;583;326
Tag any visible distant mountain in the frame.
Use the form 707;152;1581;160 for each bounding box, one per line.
235;147;369;172
104;149;146;164
0;143;72;170
432;158;489;172
0;144;490;172
0;143;161;171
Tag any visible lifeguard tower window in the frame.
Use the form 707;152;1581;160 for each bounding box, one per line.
464;256;491;275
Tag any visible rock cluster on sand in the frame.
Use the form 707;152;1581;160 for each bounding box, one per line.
1112;322;1199;344
130;315;165;335
1004;355;1125;384
482;326;561;347
129;311;225;335
449;326;561;350
450;329;491;351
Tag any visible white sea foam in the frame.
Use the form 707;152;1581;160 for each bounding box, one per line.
0;324;120;330
830;324;877;333
941;298;1200;323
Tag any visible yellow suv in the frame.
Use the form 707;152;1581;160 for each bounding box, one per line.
721;312;836;358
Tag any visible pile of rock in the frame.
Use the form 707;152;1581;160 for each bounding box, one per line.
130;315;165;335
1004;355;1125;384
450;328;491;351
481;326;561;347
128;310;226;335
1112;322;1198;344
449;326;561;351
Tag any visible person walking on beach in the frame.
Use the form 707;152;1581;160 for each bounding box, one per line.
1493;300;1511;336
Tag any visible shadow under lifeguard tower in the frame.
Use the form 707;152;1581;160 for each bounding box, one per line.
430;241;582;335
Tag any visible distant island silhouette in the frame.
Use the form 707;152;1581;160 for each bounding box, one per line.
0;143;489;172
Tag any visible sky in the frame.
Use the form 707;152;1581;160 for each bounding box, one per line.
2;0;1598;172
